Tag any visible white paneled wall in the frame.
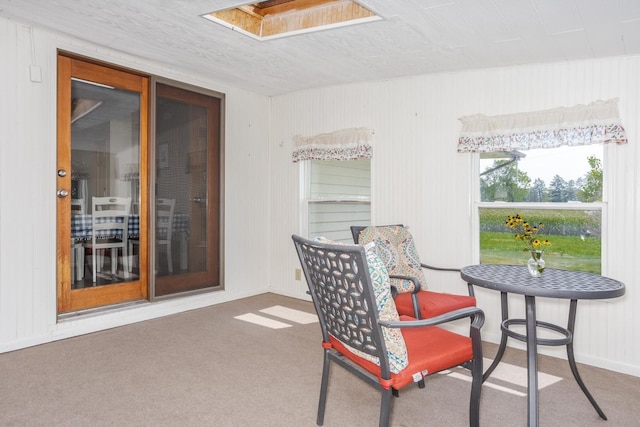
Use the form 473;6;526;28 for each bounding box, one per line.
1;12;638;378
0;17;271;352
270;56;640;376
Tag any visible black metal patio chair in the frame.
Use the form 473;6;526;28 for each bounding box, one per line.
292;234;484;427
351;225;477;320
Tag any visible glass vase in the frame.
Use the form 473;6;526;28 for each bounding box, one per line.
527;250;545;277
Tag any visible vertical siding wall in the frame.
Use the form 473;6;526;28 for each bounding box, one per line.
269;57;640;376
0;17;271;351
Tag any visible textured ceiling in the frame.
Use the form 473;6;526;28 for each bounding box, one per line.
1;0;640;96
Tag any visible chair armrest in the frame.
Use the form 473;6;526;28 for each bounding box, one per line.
420;263;460;272
419;263;477;297
379;306;484;330
388;274;422;293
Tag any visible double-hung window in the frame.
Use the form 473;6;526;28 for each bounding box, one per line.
304;159;371;243
458;99;627;274
293;127;373;243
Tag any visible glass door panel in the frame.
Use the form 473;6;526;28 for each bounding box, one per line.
71;79;140;288
57;55;148;313
152;82;221;297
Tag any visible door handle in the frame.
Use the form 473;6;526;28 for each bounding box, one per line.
57;189;69;198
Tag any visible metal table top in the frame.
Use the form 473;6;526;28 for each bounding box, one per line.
461;264;625;300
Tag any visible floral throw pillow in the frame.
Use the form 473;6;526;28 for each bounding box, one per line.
357;225;428;293
313;237;408;373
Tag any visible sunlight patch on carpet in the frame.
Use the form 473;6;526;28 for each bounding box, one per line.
488;358;562;389
235;306;317;329
439;358;562;397
445;371;526;397
259;305;318;324
234;313;292;329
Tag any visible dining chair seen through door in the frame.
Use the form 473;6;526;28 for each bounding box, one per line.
70;198;85;281
84;197;131;283
156;198;175;273
128;198;175;274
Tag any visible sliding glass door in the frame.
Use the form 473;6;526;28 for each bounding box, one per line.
151;82;222;297
57;54;148;312
57;56;223;313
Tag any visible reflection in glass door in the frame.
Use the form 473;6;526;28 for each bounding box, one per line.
57;55;148;313
70;78;141;288
151;82;222;297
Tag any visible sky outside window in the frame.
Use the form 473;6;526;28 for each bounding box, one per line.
481;145;603;186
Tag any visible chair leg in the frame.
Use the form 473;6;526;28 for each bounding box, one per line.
469;352;483;427
128;241;133;272
128;241;140;273
97;249;104;272
122;246;129;279
92;249;97;283
75;246;84;280
316;351;331;426
71;244;75;282
379;387;393;427
111;249;117;276
167;241;173;273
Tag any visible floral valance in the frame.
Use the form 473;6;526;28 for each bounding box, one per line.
292;127;373;162
457;98;627;153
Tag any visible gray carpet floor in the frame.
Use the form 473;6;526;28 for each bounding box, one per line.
0;293;637;426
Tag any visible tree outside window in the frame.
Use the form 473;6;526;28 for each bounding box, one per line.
479;146;603;273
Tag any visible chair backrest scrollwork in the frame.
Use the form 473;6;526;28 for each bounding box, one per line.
292;235;391;376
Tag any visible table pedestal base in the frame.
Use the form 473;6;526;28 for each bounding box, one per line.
483;293;606;426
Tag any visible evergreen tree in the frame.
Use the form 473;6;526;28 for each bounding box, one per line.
549;175;567;202
527;178;547;202
565;179;578;201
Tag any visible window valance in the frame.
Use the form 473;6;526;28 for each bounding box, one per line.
292;127;373;162
457;98;627;153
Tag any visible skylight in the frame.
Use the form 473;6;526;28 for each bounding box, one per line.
202;0;381;41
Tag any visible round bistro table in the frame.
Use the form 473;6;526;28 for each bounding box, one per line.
460;264;625;427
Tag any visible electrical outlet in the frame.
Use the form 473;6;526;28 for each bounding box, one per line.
295;268;302;281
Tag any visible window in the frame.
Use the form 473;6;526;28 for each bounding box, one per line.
478;145;604;273
460;99;626;275
304;159;371;243
293;127;373;243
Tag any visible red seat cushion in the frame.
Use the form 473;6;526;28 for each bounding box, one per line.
395;291;477;318
328;315;474;390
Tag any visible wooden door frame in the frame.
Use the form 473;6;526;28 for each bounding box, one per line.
56;53;149;313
